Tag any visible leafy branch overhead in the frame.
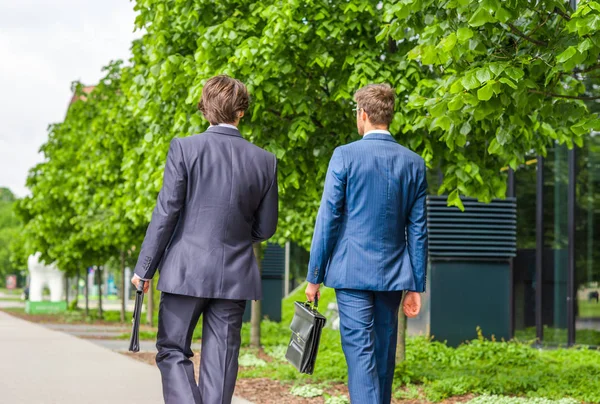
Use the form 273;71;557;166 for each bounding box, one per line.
16;0;600;267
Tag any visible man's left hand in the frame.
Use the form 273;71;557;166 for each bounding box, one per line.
403;291;421;318
131;275;151;294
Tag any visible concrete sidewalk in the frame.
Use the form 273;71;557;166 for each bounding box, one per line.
0;311;252;404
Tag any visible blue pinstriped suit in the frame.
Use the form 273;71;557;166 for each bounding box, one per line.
307;131;428;404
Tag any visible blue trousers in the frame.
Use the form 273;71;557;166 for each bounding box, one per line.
336;289;404;404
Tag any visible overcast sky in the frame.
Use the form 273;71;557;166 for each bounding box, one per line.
0;0;140;197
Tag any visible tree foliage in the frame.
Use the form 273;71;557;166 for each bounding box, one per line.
0;188;22;284
16;0;600;270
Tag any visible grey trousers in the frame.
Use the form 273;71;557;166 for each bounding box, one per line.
156;292;246;404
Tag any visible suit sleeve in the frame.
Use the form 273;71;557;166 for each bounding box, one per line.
307;148;346;284
252;157;279;243
134;138;187;280
406;160;428;292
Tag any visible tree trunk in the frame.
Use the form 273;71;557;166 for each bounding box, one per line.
97;266;103;319
74;270;80;308
147;279;154;327
250;243;263;348
65;277;69;307
120;251;126;323
84;267;89;318
396;310;408;363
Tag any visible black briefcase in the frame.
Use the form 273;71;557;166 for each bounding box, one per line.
285;299;327;375
128;281;145;352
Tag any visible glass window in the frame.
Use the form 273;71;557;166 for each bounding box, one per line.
541;145;569;345
513;158;538;339
575;134;600;346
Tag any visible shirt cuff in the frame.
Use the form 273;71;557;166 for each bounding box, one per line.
133;274;150;281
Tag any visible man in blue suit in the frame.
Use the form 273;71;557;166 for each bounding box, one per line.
306;83;428;404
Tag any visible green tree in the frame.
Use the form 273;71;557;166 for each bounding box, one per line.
382;0;600;208
0;188;22;286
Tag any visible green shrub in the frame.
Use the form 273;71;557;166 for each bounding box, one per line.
324;395;350;404
290;385;324;398
238;353;267;368
466;396;579;404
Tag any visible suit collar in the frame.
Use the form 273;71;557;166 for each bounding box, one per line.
205;125;242;138
362;132;397;142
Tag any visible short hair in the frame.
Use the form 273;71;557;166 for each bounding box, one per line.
198;75;249;125
354;84;396;126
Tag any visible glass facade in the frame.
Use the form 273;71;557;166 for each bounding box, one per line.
575;135;600;346
514;138;600;346
513;157;537;338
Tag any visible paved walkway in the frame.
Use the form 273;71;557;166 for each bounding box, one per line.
0;311;251;404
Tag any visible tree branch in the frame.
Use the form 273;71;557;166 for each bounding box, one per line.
528;89;600;100
574;64;600;74
553;7;571;21
506;23;548;47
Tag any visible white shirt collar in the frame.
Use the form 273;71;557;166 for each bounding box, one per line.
363;129;391;138
209;123;238;130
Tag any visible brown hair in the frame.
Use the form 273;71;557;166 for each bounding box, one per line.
198;75;249;125
354;83;396;126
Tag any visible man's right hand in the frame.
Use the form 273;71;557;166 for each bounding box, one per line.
403;291;421;318
131;275;151;294
305;282;321;303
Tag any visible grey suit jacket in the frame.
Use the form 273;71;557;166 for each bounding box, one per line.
133;125;278;300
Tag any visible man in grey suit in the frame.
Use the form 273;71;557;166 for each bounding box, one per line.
131;75;278;404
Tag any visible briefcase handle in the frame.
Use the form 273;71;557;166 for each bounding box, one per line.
304;295;319;309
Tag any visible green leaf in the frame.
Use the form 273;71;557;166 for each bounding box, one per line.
477;82;495;101
499;77;517;89
495;7;511;23
430;101;447;118
421;45;438;64
447;189;464;211
461;73;481;90
457;27;474;43
488;138;501;154
579;38;594;53
150;64;161;77
476;68;492;84
450;79;464;94
589;2;600;12
496;127;511;145
489;63;506;77
556;46;578;64
439;33;458;52
448;96;465;111
505;67;524;81
468;7;495;27
432;116;452;132
460;121;472;135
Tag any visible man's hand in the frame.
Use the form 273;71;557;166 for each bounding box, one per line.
131;275;151;294
403;291;421;318
305;282;321;303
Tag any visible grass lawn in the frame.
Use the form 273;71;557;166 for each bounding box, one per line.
0;288;23;296
514;326;600;346
578;300;600;318
0;306;145;325
232;285;600;403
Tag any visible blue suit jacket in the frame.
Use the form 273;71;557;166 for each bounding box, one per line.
307;132;428;292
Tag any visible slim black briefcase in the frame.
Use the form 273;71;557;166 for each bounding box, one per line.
128;281;145;352
285;300;327;375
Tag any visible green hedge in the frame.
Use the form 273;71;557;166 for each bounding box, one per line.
236;283;600;403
